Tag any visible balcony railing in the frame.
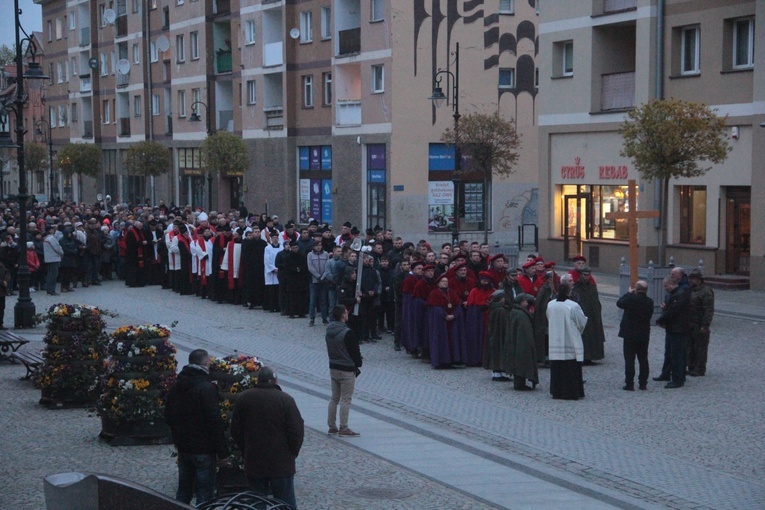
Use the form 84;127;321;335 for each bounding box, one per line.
601;71;635;111
117;72;130;87
163;61;171;82
213;0;230;15
264;107;283;130
80;74;92;93
83;120;93;138
338;28;361;56
604;0;636;12
263;42;283;67
218;110;233;131
119;118;130;137
336;100;361;126
216;50;232;74
80;26;90;46
166;115;173;135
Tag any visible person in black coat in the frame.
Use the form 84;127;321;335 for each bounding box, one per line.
616;280;654;391
240;226;267;309
654;276;691;388
164;349;229;505
282;240;309;318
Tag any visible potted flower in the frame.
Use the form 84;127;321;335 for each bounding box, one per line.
37;304;109;408
97;324;178;445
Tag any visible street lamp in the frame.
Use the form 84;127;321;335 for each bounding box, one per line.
190;101;213;211
429;42;461;247
34;118;56;203
5;0;50;328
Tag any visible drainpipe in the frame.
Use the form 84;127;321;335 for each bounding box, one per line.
144;0;155;206
654;0;665;233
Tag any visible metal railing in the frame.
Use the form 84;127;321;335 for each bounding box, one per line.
80;26;90;46
601;71;635;111
119;117;130;137
338;28;360;56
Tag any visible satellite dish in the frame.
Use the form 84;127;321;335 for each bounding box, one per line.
116;59;130;75
88;57;99;70
289;28;300;39
103;9;117;25
156;35;170;53
96;193;103;201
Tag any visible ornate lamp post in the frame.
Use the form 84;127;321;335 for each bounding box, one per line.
190;101;214;211
5;0;50;328
34;118;56;203
429;42;461;247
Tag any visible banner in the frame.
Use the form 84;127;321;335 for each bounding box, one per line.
427;181;455;232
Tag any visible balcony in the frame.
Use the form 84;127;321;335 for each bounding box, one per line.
601;71;635;111
604;0;636;13
80;26;90;46
216;50;232;74
83;120;93;138
264;107;283;130
116;16;127;38
213;0;230;15
119;118;130;137
263;42;283;67
218;110;233;132
163;61;171;83
336;100;361;126
80;74;92;93
117;72;130;87
165;115;173;135
338;28;360;56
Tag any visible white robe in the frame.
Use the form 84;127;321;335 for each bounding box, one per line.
264;244;281;286
546;299;587;362
165;230;180;271
220;242;242;277
194;238;214;277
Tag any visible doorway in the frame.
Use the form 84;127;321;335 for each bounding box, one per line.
563;193;591;261
725;187;750;275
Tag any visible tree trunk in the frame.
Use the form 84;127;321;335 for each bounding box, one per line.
659;176;669;266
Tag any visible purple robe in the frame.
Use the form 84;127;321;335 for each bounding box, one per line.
427;304;467;369
463;305;485;366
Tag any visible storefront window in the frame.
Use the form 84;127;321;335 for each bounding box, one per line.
298;146;332;225
679;185;706;244
592;185;630;240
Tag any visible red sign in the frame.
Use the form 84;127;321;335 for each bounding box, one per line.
599;165;628;179
561;157;585;179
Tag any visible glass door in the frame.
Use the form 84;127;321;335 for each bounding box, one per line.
726;187;750;275
564;194;590;261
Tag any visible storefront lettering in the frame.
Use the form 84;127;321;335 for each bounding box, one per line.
599;165;628;179
561;157;585;179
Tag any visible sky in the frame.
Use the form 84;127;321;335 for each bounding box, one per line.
1;0;43;51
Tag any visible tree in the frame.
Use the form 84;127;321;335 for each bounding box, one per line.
124;140;171;203
620;98;731;264
441;112;522;243
0;44;14;67
57;142;102;202
201;132;250;209
24;142;48;194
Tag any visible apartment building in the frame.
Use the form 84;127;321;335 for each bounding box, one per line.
30;0;540;246
538;0;765;289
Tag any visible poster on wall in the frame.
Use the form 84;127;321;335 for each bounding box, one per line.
427;181;454;232
299;179;311;223
310;147;321;170
321;179;333;225
321;146;332;170
310;179;322;220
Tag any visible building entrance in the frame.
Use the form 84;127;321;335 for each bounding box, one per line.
563;193;591;261
725;187;750;275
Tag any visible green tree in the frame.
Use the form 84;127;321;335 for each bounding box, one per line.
57;142;102;202
124;140;171;202
0;44;14;67
201;131;250;208
441;112;522;243
24;141;48;175
620;98;731;264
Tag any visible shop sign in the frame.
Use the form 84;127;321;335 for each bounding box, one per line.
599;165;628;179
561;157;585;179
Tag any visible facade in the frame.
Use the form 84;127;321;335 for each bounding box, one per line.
29;0;539;246
538;0;765;289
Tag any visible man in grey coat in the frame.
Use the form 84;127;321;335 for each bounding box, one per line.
42;225;63;296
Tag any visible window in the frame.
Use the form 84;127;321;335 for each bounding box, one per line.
103;99;111;124
71;102;78;122
499;0;514;14
371;64;384;93
70;11;76;30
177;90;186;117
47;20;52;41
733;18;755;69
48;63;54;84
133;0;140;13
55;18;63;39
152;94;160;116
246;80;256;105
323;72;332;105
298;146;333;224
100;4;106;27
371;0;383;21
72;56;78;75
133;43;140;64
536;0;540;15
534;67;539;87
679;186;706;244
192;88;201;107
176;35;185;62
57;62;63;83
134;95;142;117
59;105;67;127
499;67;515;88
111;50;117;74
321;7;331;40
150;41;158;62
300;11;313;43
366;144;386;229
245;20;255;45
588;185;630;240
49;106;57;128
303;75;314;107
100;53;108;76
681;26;700;74
563;41;573;76
190;31;199;59
64;60;69;82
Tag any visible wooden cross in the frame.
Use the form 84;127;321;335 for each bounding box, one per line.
605;179;660;285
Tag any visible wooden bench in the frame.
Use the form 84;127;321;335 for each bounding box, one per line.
0;330;29;363
10;350;44;380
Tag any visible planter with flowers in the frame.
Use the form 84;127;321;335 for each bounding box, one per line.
209;354;262;494
37;304;109;408
97;324;178;445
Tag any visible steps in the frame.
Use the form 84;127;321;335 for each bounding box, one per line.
705;275;749;291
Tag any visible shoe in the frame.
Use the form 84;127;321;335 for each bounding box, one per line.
327;427;339;435
309;320;315;327
338;428;360;437
622;385;634;391
653;375;670;382
47;292;59;296
372;335;382;340
29;288;35;293
492;376;511;382
688;371;701;377
394;344;401;352
639;384;647;390
665;382;684;389
323;320;329;325
91;281;101;286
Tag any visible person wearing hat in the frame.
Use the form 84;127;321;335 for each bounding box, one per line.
231;366;304;509
569;255;598;286
400;261;425;354
616;280;654;391
271;215;283;232
654;274;691;389
466;271;499;377
505;293;539;390
335;222;353;246
426;274;466;369
687;268;714;377
573;267;606;364
263;230;283;312
533;268;555;367
517;260;538;296
547;283;588;400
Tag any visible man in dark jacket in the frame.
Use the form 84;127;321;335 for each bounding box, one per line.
654;275;691;388
231;366;304;509
616;280;654;391
164;349;229;505
325;304;363;436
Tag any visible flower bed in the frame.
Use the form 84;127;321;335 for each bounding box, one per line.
97;324;177;445
37;304;109;408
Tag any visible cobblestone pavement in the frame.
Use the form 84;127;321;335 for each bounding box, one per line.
2;273;764;509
